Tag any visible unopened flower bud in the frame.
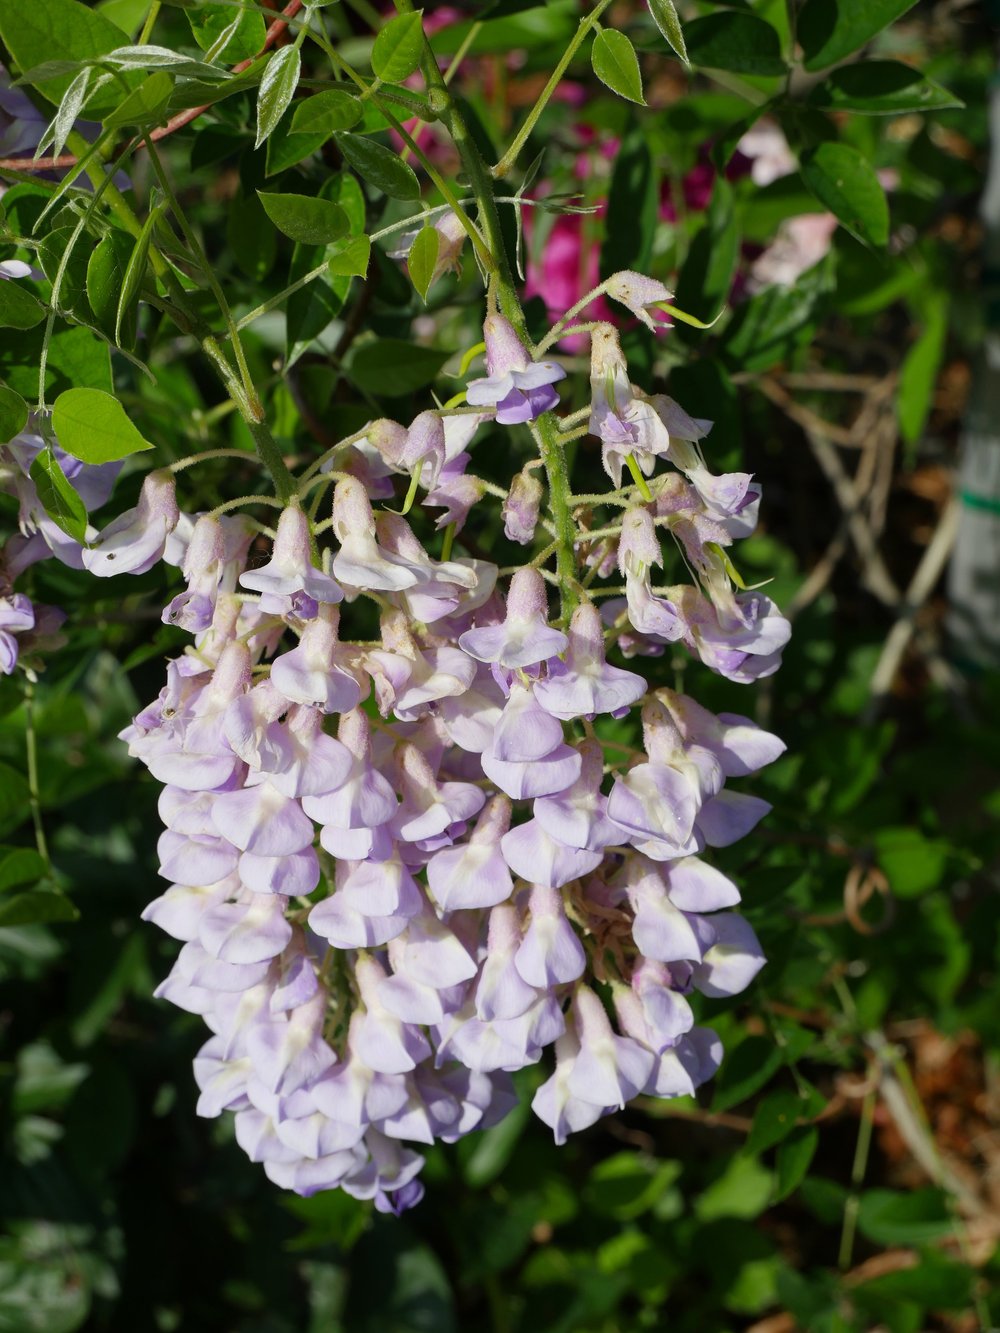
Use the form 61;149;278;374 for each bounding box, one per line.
502;466;543;545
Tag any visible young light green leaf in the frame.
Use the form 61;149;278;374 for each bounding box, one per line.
684;12;786;77
255;44;300;149
647;0;687;63
52;387;153;463
38;66;91;160
338;133;420;201
591;29;645;105
87;229;134;339
0;281;46;330
291;88;363;138
103;70;173;129
257;191;350;245
799;0;919;72
809;61;964;116
29;445;89;543
407;224;440;302
116;203;161;349
0;385;28;443
103;44;229;79
371;11;424;83
327;234;371;279
800;142;889;248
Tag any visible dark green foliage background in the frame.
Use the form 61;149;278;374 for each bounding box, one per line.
0;1;997;1329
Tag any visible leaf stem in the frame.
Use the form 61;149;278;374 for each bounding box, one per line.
491;0;616;180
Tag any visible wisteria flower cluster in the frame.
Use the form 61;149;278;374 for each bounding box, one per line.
0;285;788;1213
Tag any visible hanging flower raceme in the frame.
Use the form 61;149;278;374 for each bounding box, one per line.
32;265;791;1216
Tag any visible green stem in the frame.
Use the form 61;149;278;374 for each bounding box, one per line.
144;136;260;412
492;0;615;180
246;419;298;506
24;682;49;867
138;0;161;44
533;415;579;618
394;0;527;340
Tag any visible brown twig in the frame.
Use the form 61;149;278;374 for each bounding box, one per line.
0;0;304;173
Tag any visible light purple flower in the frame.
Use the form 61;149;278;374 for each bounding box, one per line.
466;314;565;425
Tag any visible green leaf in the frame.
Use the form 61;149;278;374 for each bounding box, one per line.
461;1096;532;1188
712;1036;784;1112
51;387;153;463
0;761;30;835
857;1189;954;1246
772;1127;818;1202
0;0;129;107
898;296;947;449
255;44;301;149
371;11;424;82
29;446;89;544
103;44;228;79
228;192;277;281
0;887;78;926
600;127;658;278
116;203;161;349
800;142;889;247
695;1154;774;1222
337;133;421;201
853;1251;973;1310
684;13;786;77
591;29;645;105
746;1089;804;1155
407;224;439;302
257;191;350;246
799;0;919;72
264;118;328;176
810;61;964;115
41;66;92;160
187;0;265;62
721;252;835;373
0;847;48;894
0;385;28;442
102;69;173;129
349;339;449;396
37;226;90;319
0;281;46;330
327;234;371;279
290;89;363;138
874;824;949;897
674;176;738;337
86;229;135;339
0;322;112;398
647;0;687;63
